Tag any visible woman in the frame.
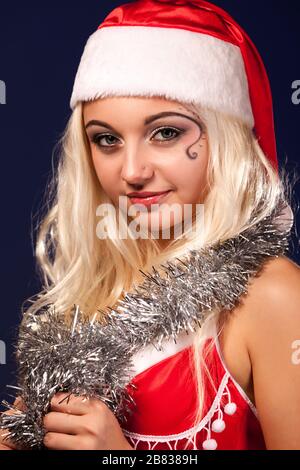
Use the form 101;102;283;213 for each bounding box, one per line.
1;0;300;450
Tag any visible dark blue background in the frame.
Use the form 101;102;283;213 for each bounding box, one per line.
0;1;299;405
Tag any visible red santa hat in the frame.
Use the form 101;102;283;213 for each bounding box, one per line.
70;0;278;171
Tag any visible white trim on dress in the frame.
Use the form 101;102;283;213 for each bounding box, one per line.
122;371;231;450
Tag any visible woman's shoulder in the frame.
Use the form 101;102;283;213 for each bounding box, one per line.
217;255;300;409
253;255;300;295
235;255;300;449
224;255;300;348
241;254;300;330
226;255;299;324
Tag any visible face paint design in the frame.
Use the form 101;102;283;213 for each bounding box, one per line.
176;104;206;160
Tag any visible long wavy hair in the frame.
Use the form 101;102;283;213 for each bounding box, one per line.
22;98;296;439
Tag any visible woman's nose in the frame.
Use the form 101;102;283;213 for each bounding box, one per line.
120;149;153;185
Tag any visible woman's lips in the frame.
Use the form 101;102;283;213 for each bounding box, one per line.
128;190;172;207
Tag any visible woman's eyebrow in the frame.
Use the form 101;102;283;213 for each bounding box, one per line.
85;111;194;131
144;111;193;125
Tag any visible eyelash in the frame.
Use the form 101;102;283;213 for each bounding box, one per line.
91;126;184;149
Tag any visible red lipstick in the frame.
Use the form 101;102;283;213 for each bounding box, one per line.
127;190;172;207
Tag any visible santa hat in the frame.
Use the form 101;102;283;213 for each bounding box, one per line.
70;0;278;171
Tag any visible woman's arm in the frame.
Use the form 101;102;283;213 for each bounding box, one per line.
0;392;135;451
243;256;300;449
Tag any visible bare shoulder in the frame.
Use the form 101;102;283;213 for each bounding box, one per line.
218;255;300;448
225;255;300;359
219;255;300;340
240;255;300;339
233;255;300;449
249;254;300;299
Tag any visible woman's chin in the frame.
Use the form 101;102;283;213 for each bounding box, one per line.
137;212;185;239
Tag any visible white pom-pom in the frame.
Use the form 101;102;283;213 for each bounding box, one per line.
224;402;237;415
202;438;218;450
212;418;226;433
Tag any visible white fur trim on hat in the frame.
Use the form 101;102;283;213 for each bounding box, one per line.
70;25;254;127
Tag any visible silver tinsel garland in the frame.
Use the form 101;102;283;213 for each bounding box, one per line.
0;198;293;449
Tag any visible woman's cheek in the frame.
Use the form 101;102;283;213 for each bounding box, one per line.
92;159;118;198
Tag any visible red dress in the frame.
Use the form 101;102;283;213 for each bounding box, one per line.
120;325;266;450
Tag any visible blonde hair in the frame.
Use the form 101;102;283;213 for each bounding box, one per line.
22;99;293;440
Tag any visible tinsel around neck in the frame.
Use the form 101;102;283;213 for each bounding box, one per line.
0;197;293;449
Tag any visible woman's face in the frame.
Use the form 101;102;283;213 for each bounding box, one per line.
83;96;209;241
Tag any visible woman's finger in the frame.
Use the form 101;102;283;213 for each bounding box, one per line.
0;444;14;450
43;432;84;450
50;393;90;416
43;411;80;434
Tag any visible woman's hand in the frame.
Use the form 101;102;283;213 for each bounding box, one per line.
0;397;25;450
43;392;134;450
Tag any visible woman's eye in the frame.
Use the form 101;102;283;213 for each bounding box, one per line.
91;134;119;148
151;127;182;142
